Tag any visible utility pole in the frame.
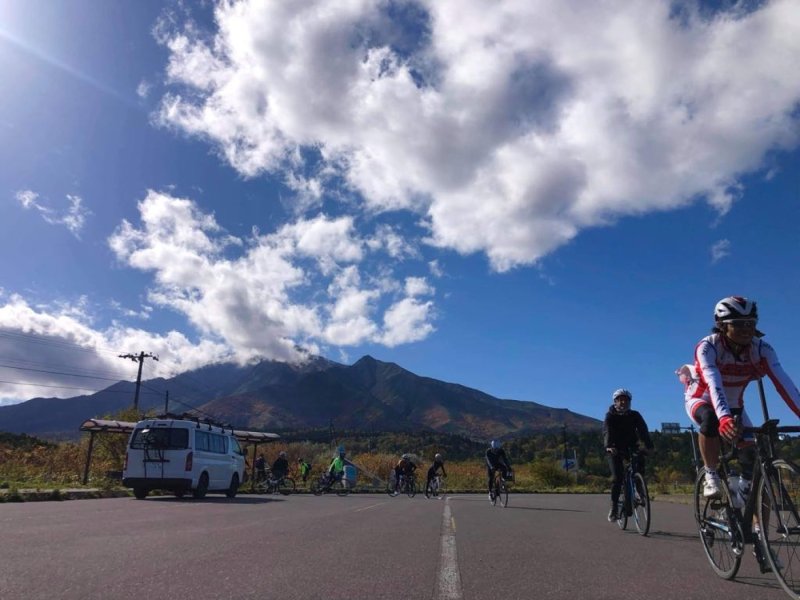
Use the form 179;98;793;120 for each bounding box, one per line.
562;424;568;473
119;351;158;413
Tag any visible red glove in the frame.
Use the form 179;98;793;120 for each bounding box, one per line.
719;415;737;440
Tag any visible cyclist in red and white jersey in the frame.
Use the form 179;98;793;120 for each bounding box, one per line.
678;296;800;499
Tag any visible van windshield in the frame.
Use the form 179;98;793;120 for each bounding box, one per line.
130;427;189;450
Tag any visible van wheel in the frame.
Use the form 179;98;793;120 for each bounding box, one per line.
193;473;209;499
226;474;240;498
133;488;148;500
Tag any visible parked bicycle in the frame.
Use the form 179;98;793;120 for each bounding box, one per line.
425;474;445;499
490;469;512;507
612;448;650;535
387;473;417;498
254;471;296;495
311;472;350;496
694;379;800;598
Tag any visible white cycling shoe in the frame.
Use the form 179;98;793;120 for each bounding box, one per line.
703;475;722;499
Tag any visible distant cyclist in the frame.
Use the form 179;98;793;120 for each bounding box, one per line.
425;453;447;493
271;451;289;481
392;454;417;495
297;457;311;483
485;440;511;502
328;449;347;485
678;296;800;501
603;388;654;522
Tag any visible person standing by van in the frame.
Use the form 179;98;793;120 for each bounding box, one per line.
254;453;267;482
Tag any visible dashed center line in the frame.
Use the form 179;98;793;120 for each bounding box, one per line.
434;497;463;600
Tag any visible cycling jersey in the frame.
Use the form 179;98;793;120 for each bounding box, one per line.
329;456;345;474
485;447;510;470
427;459;446;478
271;456;289;477
683;333;800;422
603;406;653;453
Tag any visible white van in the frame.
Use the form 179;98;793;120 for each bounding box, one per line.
123;417;246;500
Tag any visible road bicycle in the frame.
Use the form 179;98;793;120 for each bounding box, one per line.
694;379;800;598
254;471;296;495
311;472;351;496
387;473;418;497
612;449;651;535
425;474;445;499
490;469;512;507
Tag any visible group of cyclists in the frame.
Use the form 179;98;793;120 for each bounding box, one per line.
254;443;509;501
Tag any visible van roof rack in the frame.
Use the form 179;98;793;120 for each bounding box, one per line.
152;412;236;433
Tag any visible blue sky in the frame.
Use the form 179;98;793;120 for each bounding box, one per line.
1;0;799;433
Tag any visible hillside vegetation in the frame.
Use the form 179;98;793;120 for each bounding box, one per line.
7;408;799;499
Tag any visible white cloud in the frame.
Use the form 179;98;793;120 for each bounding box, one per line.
0;293;232;404
106;190;436;365
711;239;731;264
15;190;91;239
137;79;152;99
154;0;800;271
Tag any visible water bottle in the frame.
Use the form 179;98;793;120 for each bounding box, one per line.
738;476;751;502
727;475;744;509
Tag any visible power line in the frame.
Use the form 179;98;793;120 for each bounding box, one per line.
0;363;128;382
0;379;160;395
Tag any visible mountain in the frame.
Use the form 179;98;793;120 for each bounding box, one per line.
0;355;600;439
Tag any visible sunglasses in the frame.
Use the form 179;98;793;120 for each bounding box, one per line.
724;319;757;329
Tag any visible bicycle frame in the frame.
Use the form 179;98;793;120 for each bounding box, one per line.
621;453;643;516
694;376;800;591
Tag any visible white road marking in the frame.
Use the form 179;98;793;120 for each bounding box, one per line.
352;502;388;512
434;497;463;600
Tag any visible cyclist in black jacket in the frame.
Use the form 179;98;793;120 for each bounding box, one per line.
485;440;511;502
603;388;654;521
425;453;447;492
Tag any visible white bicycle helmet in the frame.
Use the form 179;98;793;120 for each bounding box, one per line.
490;440;501;450
434;453;443;461
612;388;632;401
714;296;757;322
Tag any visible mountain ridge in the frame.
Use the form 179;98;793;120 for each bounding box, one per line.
0;355;600;439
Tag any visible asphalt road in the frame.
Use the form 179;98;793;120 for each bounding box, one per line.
0;492;791;600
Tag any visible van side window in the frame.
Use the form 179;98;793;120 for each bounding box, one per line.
210;433;226;454
130;427;189;450
230;438;243;455
195;430;210;452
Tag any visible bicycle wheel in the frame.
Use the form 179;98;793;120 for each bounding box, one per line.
425;480;433;499
757;459;800;597
694;470;742;580
616;496;628;530
499;481;509;508
406;478;417;498
632;473;651;536
311;478;324;496
336;480;351;496
278;477;296;496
